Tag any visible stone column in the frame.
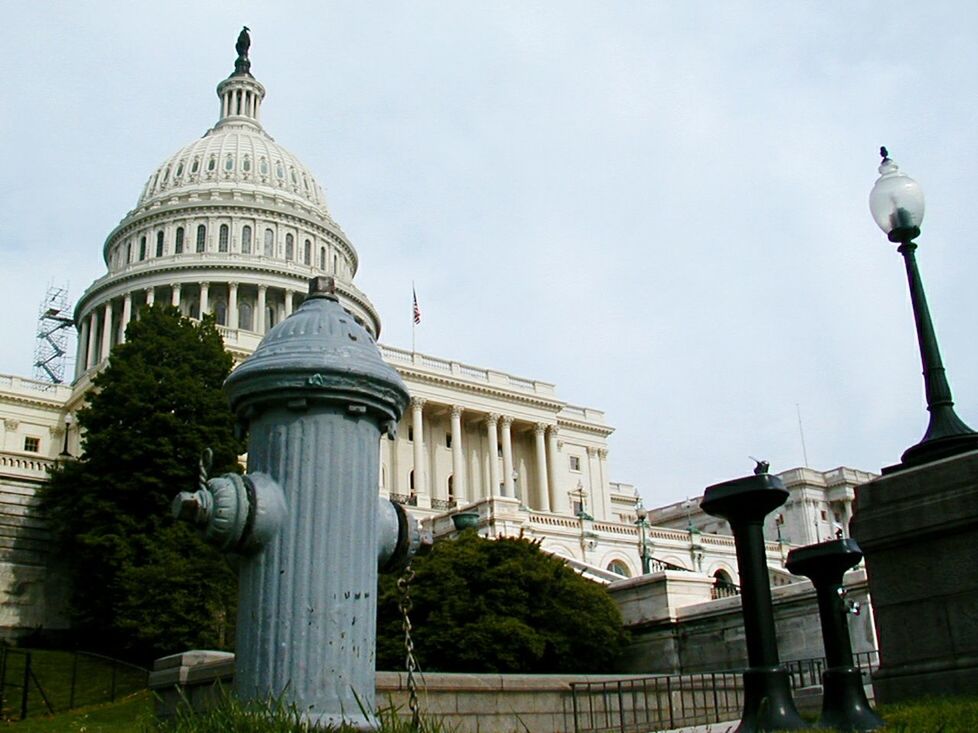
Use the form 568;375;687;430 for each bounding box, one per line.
76;318;90;378
547;426;564;513
450;405;465;504
257;285;267;334
285;289;294;317
85;312;98;369
228;282;239;329
171;283;182;309
120;292;132;343
500;416;515;498
486;414;500;497
145;287;155;307
411;397;426;499
200;282;210;316
534;424;551;512
99;300;114;362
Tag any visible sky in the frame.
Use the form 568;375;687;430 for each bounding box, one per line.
3;2;978;509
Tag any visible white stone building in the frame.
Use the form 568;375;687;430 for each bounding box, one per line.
0;40;866;637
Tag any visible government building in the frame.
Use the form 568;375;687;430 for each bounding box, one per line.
0;38;871;638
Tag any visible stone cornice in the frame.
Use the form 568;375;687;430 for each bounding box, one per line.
394;367;565;413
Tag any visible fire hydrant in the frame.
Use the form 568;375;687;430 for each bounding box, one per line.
172;276;426;729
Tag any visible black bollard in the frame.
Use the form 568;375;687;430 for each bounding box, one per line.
785;539;884;732
701;472;807;732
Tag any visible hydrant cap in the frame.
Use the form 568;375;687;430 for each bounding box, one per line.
224;278;410;422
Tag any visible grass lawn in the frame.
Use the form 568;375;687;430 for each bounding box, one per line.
0;690;153;732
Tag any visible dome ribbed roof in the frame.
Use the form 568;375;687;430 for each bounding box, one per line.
135;70;330;218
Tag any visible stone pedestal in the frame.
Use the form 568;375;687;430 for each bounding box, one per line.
851;450;978;703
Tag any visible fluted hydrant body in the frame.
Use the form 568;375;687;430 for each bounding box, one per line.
174;277;418;729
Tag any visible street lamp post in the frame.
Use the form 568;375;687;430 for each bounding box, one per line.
869;148;978;469
634;503;651;574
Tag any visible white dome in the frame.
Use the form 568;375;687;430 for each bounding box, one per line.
137;79;329;217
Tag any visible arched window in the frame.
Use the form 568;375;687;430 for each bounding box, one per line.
259;158;269;176
191;157;200;174
607;560;631;578
333;254;338;274
219;224;229;252
242;156;251;173
156;231;164;257
241;225;252;254
239;303;253;331
264;229;274;257
139;236;147;261
214;300;227;326
409;470;415;493
266;305;276;331
224;155;234;172
196;224;206;253
175;227;184;254
319;247;326;270
276;161;285;180
207;156;217;173
304;239;311;265
126;241;132;263
285;233;294;260
712;570;738;599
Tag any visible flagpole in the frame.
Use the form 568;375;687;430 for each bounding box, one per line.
412;281;416;354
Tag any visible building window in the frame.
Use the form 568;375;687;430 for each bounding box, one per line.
266;305;276;330
276;161;285;180
156;230;164;257
139;236;147;261
23;437;39;453
448;475;455;500
219;224;229;253
264;229;274;257
607;560;630;578
304;239;311;265
239;303;253;331
196;224;206;252
215;300;227;326
241;225;252;254
570;456;581;472
259;158;268;176
207;155;217;172
285;233;294;260
224;155;234;172
333;254;338;274
319;247;326;270
242;156;251;173
445;433;452;449
126;241;132;262
175;227;184;254
821;510;828;521
407;427;414;442
191;157;200;174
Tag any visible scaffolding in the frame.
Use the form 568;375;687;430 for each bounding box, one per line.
32;284;75;384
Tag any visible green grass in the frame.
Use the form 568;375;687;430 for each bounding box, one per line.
0;648;147;720
0;690;153;732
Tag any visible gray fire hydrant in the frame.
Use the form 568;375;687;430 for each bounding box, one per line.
172;276;425;729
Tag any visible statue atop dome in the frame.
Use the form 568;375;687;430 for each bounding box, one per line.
234;26;251;76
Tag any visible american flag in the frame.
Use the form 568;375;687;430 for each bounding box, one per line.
412;287;421;325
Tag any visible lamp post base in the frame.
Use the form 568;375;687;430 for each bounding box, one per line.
734;667;808;733
819;667;884;732
885;433;978;474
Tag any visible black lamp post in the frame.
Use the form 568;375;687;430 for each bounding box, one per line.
634;503;651;574
59;413;72;458
869;148;978;470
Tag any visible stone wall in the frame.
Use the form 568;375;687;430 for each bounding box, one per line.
612;569;875;674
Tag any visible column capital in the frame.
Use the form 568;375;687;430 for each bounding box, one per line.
410;396;426;411
485;413;499;427
500;415;514;429
534;422;548;436
258;283;268;292
450;404;464;419
598;447;608;459
587;446;599;457
547;425;560;439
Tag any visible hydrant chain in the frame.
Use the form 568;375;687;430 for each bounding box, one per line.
398;563;421;731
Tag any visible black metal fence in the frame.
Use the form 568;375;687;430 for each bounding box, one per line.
0;647;149;720
570;650;879;733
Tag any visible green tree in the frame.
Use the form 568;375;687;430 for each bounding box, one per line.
39;306;243;662
376;532;628;673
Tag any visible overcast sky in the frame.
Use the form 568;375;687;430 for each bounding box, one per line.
3;2;978;508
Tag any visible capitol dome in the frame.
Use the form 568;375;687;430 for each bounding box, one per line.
73;36;381;380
